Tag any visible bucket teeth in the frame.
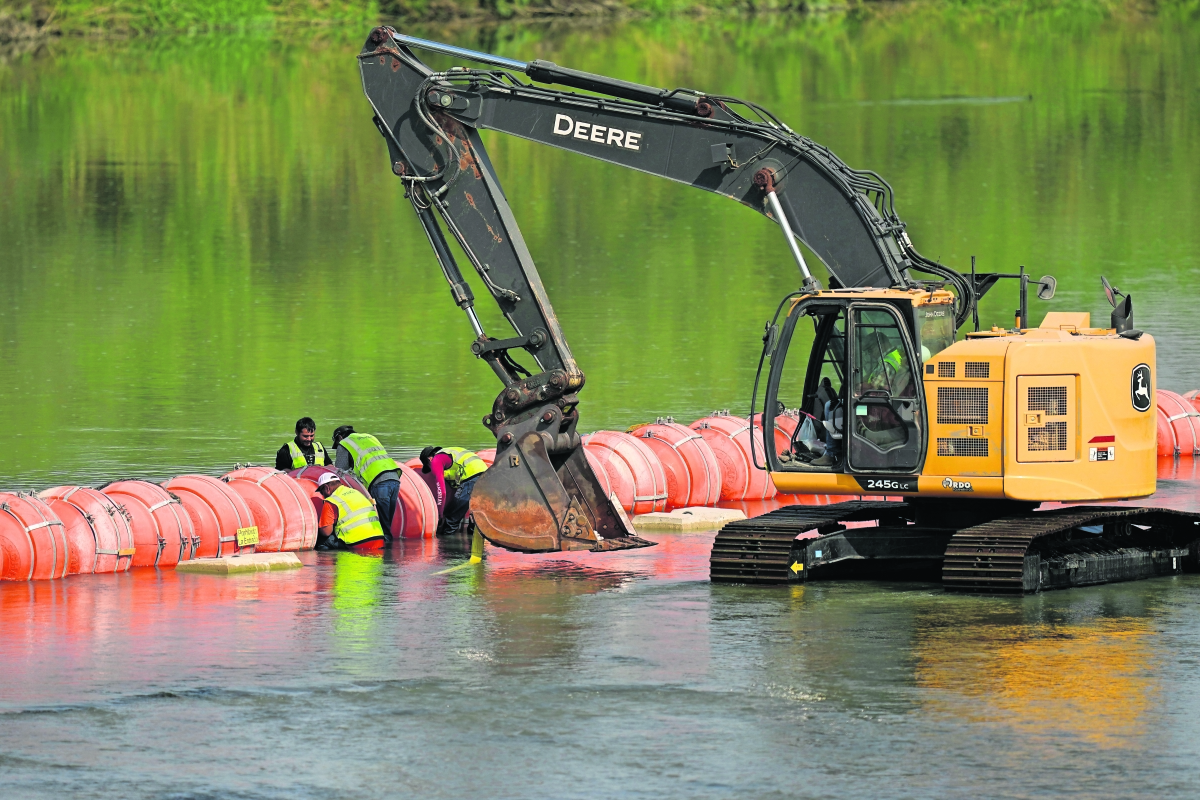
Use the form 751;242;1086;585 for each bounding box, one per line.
590;535;656;552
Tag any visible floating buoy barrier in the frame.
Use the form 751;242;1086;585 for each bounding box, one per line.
224;468;318;551
40;486;135;575
1185;389;1200;414
629;418;722;508
1156;389;1200;457
161;475;257;558
582;431;668;514
753;409;802;456
289;465;371;523
18;386;1200;585
690;411;775;501
0;493;69;581
101;480;196;567
582;446;617;502
584;440;635;511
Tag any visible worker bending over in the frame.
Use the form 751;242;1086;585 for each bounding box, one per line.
419;446;487;534
275;417;331;470
315;473;385;551
332;426;401;539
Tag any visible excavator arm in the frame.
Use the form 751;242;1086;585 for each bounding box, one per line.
357;27;971;553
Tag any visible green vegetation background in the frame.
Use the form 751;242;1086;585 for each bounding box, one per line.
1;9;1197;483
2;0;1197;38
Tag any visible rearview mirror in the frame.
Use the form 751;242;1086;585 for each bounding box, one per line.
1101;275;1119;307
1037;275;1056;301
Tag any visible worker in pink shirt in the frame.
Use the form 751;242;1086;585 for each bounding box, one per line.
419;446;487;534
418;446;452;518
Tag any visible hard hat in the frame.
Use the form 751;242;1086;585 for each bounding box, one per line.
317;472;342;488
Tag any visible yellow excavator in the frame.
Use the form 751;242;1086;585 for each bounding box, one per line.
358;28;1198;594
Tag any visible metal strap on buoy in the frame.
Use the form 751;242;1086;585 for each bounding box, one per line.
0;502;36;581
640;425;717;506
15;499;67;579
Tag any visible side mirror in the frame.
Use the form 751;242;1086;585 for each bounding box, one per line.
1101;275;1120;307
1036;275;1056;301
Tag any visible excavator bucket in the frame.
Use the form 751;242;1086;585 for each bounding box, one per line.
469;430;656;553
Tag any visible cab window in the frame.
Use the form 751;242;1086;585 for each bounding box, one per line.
915;304;955;362
853;310;915;398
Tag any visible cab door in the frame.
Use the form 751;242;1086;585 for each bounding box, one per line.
847;304;925;472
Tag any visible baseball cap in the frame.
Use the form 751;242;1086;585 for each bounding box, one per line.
317;472;341;488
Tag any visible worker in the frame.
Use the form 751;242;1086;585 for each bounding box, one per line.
419;446;488;534
854;330;913;450
275;417;331;470
315;473;386;551
860;330;914;397
332;425;401;540
417;447;451;518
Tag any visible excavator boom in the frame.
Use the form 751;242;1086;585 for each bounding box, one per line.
357;27;968;553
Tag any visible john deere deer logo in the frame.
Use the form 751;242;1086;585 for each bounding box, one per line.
1131;364;1152;412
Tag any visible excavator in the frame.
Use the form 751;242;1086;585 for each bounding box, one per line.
358;27;1200;594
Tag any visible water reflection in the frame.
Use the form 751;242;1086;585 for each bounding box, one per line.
330;551;386;650
0;15;1197;487
913;590;1170;749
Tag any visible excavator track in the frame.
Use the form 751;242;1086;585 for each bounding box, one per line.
710;501;908;584
712;502;1200;594
942;505;1200;594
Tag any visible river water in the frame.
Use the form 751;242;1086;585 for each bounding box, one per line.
2;8;1200;798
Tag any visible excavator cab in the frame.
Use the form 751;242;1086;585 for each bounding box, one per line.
761;289;957;482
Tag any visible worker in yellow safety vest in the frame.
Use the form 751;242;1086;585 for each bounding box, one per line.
315;472;385;550
332;426;401;541
275;417;330;470
419;446;489;534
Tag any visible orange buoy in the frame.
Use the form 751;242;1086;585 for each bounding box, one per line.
0;493;68;580
289;474;324;521
1157;389;1200;457
629;419;722;508
690;411;775;501
583;441;635;512
102;480;197;567
581;431;667;514
162;475;257;558
583;446;615;501
288;466;371;542
224;468;318;551
37;494;98;576
220;475;284;552
289;466;370;497
0;502;33;580
395;463;438;539
40;487;134;574
403;457;421;472
752;409;803;456
1185;389;1200;414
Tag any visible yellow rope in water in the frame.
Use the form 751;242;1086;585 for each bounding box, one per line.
431;529;485;575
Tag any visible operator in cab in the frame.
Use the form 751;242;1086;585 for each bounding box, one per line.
332;426;401;539
275;417;331;470
811;378;844;467
314;473;386;551
419;446;488;534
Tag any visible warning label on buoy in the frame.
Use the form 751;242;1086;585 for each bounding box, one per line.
236;526;260;546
